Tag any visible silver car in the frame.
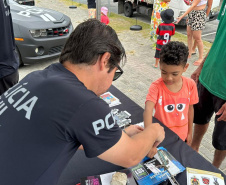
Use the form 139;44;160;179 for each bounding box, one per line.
10;0;73;65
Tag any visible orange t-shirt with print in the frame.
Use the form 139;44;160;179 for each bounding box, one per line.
146;76;199;141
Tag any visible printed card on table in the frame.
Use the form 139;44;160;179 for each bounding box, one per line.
100;91;121;107
186;167;225;185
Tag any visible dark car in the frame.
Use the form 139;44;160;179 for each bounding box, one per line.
13;0;35;6
10;0;73;65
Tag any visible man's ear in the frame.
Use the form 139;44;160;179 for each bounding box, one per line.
99;52;111;70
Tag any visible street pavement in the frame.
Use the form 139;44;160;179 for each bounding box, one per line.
22;0;225;174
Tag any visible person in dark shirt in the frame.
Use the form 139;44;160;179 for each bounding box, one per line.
0;0;19;95
0;19;165;185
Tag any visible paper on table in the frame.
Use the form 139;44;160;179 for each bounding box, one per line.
186;167;225;185
100;172;115;185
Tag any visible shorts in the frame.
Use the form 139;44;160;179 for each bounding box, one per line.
187;9;206;31
155;49;160;59
193;82;226;150
0;70;19;96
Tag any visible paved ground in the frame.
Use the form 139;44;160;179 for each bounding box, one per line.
31;0;225;174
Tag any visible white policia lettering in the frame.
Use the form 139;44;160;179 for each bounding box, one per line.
0;82;38;120
92;112;116;135
0;100;8;115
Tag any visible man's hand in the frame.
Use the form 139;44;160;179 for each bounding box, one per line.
191;52;209;83
216;103;226;121
146;137;162;158
149;123;165;144
140;123;165;159
191;66;202;83
124;125;144;137
147;146;158;158
98;123;164;168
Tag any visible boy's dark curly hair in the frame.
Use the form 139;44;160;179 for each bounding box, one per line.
160;41;189;67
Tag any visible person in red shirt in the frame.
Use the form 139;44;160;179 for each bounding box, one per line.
144;41;199;145
153;9;175;68
101;7;109;25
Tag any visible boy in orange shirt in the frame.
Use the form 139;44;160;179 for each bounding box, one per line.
144;41;199;145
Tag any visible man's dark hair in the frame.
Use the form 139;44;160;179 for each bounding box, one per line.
59;19;126;71
160;41;188;67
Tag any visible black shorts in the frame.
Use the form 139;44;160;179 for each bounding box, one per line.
155;49;160;59
0;70;19;96
194;82;226;150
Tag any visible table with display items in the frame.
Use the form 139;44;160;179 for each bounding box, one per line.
57;85;226;185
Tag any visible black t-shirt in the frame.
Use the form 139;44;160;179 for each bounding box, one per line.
0;0;19;78
0;63;122;185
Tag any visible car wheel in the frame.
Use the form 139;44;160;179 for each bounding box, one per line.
15;46;24;67
124;2;133;17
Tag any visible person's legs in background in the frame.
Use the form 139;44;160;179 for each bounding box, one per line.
192;9;206;66
187;25;193;59
153;49;160;68
193;30;203;65
191;121;225;168
212;108;226;168
213;150;226;168
192;82;226;168
192;40;197;54
191;123;209;152
192;82;213;151
153;58;160;68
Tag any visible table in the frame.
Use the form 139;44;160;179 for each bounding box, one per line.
57;86;226;185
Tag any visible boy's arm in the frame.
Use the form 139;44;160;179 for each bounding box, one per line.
187;105;194;146
143;101;155;128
